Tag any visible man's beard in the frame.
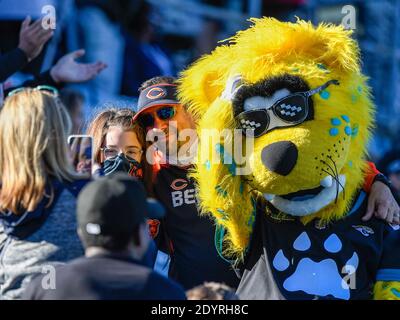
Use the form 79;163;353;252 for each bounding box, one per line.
150;125;197;166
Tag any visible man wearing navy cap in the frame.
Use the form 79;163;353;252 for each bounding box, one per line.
23;173;186;300
133;76;240;290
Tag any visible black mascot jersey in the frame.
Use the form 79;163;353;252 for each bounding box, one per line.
237;191;400;300
153;164;239;289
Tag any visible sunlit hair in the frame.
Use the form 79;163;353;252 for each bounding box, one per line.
0;89;78;214
139;76;176;92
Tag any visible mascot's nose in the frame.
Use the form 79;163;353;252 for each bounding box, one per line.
261;141;298;176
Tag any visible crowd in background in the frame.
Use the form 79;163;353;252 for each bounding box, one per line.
1;0;398;170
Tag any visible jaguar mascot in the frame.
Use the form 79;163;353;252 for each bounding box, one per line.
178;18;400;300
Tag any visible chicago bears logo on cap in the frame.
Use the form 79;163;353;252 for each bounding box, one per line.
146;87;167;100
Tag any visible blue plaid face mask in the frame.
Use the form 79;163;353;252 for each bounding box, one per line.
102;154;143;179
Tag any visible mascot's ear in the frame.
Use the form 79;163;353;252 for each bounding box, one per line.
311;21;361;73
225;18;362;75
177;45;233;119
294;19;362;73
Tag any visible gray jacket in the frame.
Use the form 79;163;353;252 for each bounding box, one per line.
0;187;84;300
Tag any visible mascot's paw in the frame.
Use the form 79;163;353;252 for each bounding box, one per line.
273;232;358;300
374;281;400;300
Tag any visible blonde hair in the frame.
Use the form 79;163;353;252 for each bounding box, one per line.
0;89;79;214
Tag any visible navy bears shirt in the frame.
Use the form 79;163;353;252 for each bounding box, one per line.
236;191;400;300
153;164;239;290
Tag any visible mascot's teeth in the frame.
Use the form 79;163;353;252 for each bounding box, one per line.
320;176;333;188
264;193;275;201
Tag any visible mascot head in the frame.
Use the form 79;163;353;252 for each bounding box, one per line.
178;18;375;259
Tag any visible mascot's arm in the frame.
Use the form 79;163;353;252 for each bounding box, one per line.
363;161;380;193
363;161;399;224
373;282;400;300
362;161;397;194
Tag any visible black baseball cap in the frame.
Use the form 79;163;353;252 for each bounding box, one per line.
132;83;180;122
77;172;165;237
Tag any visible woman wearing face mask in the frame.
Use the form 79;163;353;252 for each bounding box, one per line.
87;108;158;266
87;108;152;186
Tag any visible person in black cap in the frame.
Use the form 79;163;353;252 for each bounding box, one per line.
23;172;186;300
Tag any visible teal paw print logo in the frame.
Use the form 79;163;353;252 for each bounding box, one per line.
272;232;359;300
329;115;359;138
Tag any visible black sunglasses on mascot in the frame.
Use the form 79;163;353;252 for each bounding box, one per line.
236;79;339;137
137;106;176;128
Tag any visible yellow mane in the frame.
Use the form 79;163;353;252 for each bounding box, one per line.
179;18;374;260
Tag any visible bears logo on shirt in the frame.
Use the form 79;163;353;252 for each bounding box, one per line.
170;179;196;207
171;179;188;191
147;219;161;238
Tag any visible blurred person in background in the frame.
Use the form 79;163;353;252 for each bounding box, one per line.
262;0;308;21
379;149;400;198
69;135;92;175
0;16;53;83
193;18;222;59
60;88;85;134
5;48;107;94
121;1;174;97
0;15;107;103
23;173;185;300
3;48;107;99
387;160;400;197
0;87;88;299
75;0;140;106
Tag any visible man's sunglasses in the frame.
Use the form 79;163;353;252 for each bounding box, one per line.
137;106;176;128
7;85;59;98
236;79;339;137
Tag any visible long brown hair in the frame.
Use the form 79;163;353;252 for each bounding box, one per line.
0;89;79;214
86;108;153;194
